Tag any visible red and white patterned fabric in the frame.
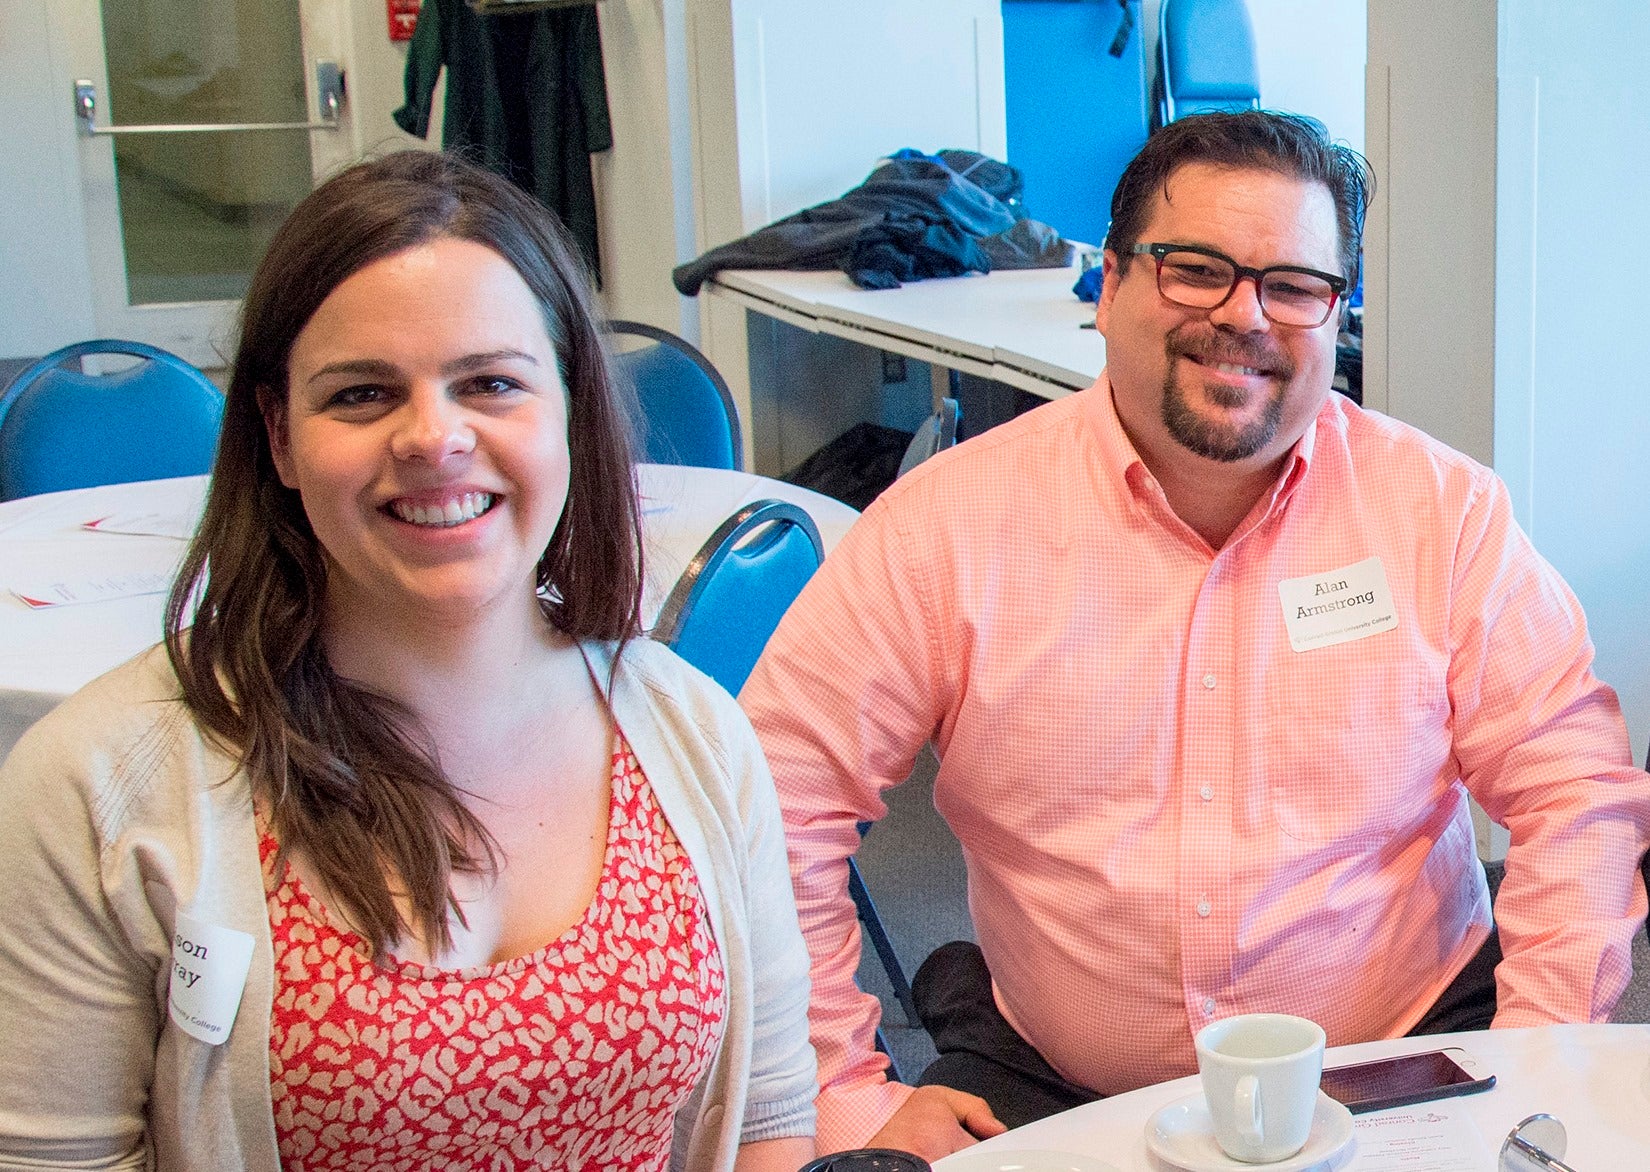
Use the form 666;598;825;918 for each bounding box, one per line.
260;737;726;1171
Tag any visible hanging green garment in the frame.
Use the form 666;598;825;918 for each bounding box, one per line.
394;0;612;283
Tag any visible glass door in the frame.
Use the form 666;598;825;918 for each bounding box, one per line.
61;0;353;367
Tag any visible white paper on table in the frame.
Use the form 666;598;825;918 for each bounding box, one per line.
82;511;196;540
10;570;174;609
1351;1101;1493;1170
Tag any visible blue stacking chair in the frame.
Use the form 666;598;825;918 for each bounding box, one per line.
1155;0;1262;127
608;320;742;471
0;339;224;501
654;499;821;695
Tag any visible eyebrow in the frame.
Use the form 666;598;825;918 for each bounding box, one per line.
305;349;541;386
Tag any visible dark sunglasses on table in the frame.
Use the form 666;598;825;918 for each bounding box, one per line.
1129;242;1348;329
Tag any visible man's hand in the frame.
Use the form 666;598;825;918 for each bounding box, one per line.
866;1086;1007;1162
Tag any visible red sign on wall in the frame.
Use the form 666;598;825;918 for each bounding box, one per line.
388;0;421;41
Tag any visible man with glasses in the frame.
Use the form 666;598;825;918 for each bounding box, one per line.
741;111;1650;1161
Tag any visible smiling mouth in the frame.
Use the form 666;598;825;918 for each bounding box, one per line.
1206;360;1265;377
387;492;496;528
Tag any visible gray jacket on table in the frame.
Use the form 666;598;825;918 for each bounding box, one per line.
0;638;816;1171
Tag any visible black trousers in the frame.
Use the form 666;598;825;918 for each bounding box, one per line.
911;930;1503;1131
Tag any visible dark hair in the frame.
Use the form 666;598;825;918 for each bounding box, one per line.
1106;110;1375;287
165;151;642;955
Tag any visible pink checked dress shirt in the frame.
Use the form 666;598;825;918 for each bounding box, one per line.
741;375;1650;1153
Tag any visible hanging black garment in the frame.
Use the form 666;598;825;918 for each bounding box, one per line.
394;0;611;282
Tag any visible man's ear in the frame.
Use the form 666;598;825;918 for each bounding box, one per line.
1093;249;1122;337
259;389;297;489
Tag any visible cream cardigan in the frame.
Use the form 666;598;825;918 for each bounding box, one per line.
0;638;816;1171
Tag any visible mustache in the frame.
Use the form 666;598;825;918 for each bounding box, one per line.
1167;324;1294;379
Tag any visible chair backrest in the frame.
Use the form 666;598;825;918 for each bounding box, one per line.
1157;0;1261;127
0;339;225;501
896;396;962;479
608;319;742;471
654;499;823;694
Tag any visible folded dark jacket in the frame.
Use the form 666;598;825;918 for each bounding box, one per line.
673;151;1070;295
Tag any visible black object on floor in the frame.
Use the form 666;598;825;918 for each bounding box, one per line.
783;421;912;512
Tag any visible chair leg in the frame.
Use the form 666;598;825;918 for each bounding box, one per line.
848;857;920;1028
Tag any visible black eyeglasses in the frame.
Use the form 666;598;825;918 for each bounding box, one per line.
1129;242;1348;328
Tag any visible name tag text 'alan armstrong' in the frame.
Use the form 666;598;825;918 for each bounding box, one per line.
1277;556;1397;652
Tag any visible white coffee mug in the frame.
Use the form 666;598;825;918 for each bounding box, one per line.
1194;1013;1326;1164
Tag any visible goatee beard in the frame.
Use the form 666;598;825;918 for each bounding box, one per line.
1160;328;1291;462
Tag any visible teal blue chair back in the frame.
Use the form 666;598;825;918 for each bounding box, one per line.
1156;0;1261;126
608;320;742;471
0;339;224;501
654;499;822;695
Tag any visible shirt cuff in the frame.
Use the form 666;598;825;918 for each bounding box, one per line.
816;1079;918;1156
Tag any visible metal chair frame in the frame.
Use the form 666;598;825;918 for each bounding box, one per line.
653;498;821;664
897;396;962;480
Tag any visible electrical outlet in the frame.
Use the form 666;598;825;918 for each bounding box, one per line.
881;352;907;384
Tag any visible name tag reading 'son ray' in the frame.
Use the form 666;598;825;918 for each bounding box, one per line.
168;911;255;1045
1277;556;1397;653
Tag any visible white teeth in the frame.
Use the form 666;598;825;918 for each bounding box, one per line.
1213;362;1263;377
390;492;494;527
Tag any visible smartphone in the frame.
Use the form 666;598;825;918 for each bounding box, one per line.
1319;1047;1495;1114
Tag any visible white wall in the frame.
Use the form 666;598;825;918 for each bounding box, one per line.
1370;0;1650;760
1363;3;1497;464
685;0;1007;472
0;0;99;358
1495;0;1650;761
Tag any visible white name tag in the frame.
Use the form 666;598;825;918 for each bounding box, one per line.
1277;556;1398;652
167;911;255;1045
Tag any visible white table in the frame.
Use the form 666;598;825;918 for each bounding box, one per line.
0;466;858;759
936;1025;1650;1170
705;264;1107;402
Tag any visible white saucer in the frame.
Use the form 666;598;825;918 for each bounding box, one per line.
941;1151;1119;1172
1144;1092;1355;1172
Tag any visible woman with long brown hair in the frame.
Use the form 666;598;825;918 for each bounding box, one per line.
0;151;815;1171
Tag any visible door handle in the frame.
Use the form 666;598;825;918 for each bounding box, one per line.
73;61;345;136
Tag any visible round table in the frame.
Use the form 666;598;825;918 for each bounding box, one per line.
0;465;858;758
934;1025;1650;1170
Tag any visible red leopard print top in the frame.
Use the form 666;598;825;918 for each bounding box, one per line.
260;737;727;1171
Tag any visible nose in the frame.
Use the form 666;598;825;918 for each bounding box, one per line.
390;385;475;463
1208;273;1270;332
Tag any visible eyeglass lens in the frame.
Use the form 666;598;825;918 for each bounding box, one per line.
1156;251;1338;327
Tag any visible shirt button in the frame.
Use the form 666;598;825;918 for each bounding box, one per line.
1200;785;1214;801
1203;997;1217;1016
1197;898;1211;917
1202;673;1217;690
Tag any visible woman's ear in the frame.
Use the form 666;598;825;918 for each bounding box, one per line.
259;388;297;489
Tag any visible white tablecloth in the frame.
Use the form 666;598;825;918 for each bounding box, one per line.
0;466;858;759
936;1024;1650;1169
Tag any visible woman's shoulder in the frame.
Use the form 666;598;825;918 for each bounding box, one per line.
592;636;742;717
587;637;758;777
13;644;187;753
